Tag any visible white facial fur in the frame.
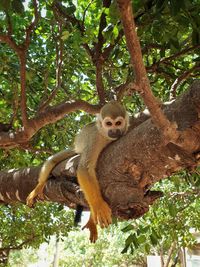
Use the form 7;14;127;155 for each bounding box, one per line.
102;116;126;130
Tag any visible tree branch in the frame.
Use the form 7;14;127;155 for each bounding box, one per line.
19;54;29;128
170;65;200;99
0;82;199;219
147;44;200;72
0;0;40;130
92;0;112;103
52;1;84;33
164;242;176;267
5;12;13;36
19;0;40;128
117;0;179;142
94;0;112;59
0;35;21;54
0;100;100;148
24;0;40;50
95;62;106;103
0;235;38;252
38;21;64;112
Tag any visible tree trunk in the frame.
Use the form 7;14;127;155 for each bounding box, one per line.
52;239;60;267
0;81;199;220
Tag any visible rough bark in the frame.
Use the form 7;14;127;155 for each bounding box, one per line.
0;81;199;220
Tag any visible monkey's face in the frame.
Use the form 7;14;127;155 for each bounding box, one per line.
98;116;128;140
96;101;130;140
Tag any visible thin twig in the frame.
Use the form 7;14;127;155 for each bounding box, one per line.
164;242;176;267
19;54;29;128
147;44;200;72
93;0;112;103
24;0;40;50
95;62;106;104
5;12;13;36
82;0;94;28
10;83;19;126
38;21;64;111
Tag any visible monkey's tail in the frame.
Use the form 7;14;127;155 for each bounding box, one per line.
38;149;77;184
74;205;84;226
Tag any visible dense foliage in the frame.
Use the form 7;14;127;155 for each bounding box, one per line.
0;0;200;265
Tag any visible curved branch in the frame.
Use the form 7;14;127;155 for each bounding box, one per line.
117;0;179;142
0;35;21;54
0;100;100;148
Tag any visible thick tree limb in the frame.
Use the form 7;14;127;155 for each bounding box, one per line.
117;0;179;143
0;100;100;148
0;82;199;220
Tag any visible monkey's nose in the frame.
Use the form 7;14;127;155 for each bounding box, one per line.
108;129;122;139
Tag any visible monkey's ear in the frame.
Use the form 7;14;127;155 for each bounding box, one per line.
96;113;103;122
96;114;103;130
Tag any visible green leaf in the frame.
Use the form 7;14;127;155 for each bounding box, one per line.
125;234;135;246
66;4;76;14
121;244;129;254
121;224;134;233
168;203;176;217
137;234;146;244
169;37;180;52
138;225;150;234
150;234;158;246
145;243;151;254
108;1;120;24
61;30;70;41
11;0;24;14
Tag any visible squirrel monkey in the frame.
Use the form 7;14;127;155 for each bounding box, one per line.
26;101;129;242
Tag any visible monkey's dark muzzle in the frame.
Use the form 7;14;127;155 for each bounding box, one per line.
108;129;123;139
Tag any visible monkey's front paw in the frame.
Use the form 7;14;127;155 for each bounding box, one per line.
92;201;112;228
82;217;98;243
26;191;37;207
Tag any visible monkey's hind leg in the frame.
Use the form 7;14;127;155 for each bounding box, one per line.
82;215;98;243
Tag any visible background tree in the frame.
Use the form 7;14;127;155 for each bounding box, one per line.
0;0;200;265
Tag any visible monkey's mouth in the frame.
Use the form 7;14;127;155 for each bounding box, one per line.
108;129;122;139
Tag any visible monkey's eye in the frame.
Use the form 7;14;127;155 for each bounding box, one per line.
106;121;113;126
115;121;122;126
